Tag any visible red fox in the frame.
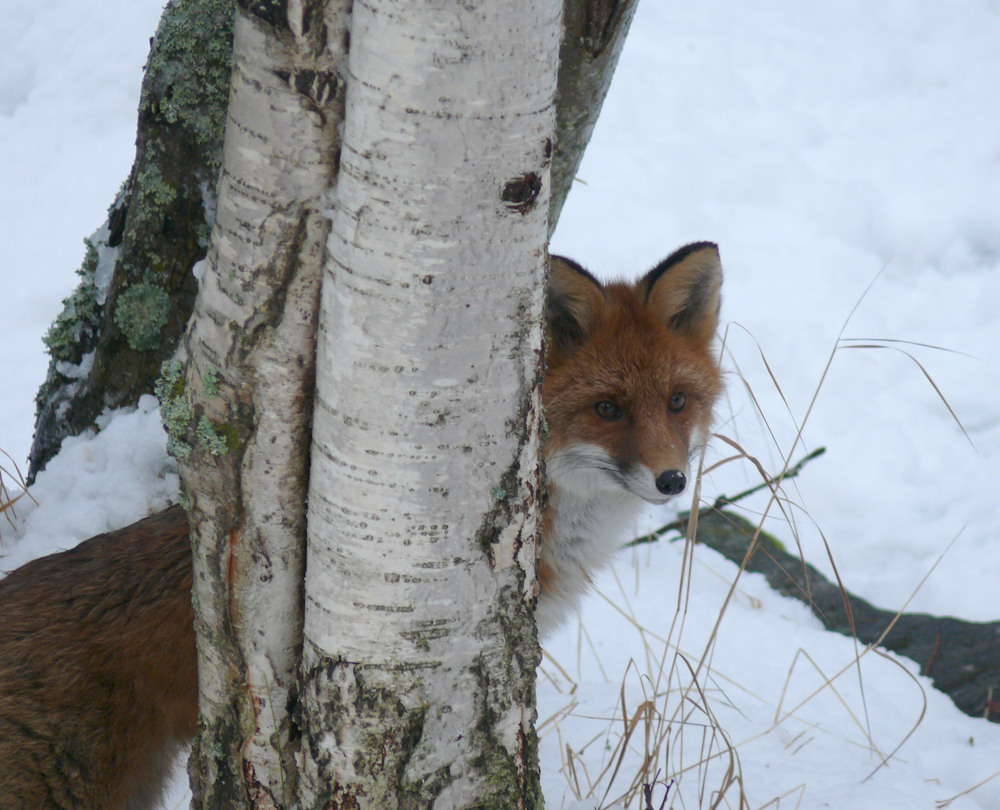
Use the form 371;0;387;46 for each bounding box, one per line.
0;242;722;808
537;242;723;633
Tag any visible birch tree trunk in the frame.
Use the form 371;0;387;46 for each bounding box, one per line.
26;0;636;803
296;0;561;806
170;3;349;806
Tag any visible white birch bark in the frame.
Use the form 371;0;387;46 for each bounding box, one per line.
297;0;562;806
173;3;349;806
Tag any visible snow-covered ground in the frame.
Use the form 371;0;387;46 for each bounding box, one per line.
2;1;999;808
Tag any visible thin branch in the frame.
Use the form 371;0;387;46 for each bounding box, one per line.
627;446;826;548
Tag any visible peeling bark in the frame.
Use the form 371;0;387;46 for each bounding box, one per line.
172;4;350;806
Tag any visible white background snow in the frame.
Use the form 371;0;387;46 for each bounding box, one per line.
1;0;999;808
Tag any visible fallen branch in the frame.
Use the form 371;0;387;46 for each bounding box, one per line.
635;505;1000;723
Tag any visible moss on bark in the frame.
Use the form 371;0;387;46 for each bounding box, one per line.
28;0;235;481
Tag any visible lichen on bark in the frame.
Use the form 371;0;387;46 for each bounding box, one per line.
28;0;235;481
41;238;101;364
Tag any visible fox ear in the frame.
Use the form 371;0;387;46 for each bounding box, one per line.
546;255;606;348
639;242;722;344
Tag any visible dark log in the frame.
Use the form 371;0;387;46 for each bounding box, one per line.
649;508;1000;723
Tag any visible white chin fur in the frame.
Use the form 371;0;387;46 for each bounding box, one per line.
538;444;687;638
546;444;684;505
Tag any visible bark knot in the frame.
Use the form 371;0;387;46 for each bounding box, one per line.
501;173;542;214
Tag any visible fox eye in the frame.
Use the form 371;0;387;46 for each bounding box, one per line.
668;392;687;413
595;400;624;421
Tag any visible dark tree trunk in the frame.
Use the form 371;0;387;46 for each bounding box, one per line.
658;508;1000;723
550;0;641;234
28;0;235;482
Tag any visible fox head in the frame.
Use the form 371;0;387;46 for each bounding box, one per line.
543;242;723;506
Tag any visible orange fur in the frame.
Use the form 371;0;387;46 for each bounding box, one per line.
538;243;723;632
0;505;195;810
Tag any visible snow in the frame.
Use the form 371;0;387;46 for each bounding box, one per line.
2;396;178;568
0;0;165;471
2;0;999;808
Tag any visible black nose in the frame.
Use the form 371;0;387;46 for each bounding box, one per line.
656;469;686;496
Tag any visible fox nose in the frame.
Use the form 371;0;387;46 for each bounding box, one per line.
655;469;686;497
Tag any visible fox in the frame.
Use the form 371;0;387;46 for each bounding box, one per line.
0;242;722;809
536;241;723;633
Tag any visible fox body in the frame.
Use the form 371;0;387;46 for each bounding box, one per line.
0;243;722;808
0;506;195;810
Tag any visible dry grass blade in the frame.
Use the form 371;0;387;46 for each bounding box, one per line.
536;695;578;735
840;341;976;450
711;448;825;510
0;446;35;541
593;667;657;807
725;322;800;455
547;609;751;809
861;648;927;782
865;527;965;652
754;783;806;810
934;768;1000;808
564;740;587;801
773;647;889;761
840;335;978;359
540;648;579;697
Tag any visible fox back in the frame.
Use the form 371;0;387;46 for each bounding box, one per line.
537;242;723;634
0;505;195;810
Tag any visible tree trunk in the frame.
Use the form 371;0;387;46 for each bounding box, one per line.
294;0;560;806
170;3;349;806
28;0;635;480
28;0;235;482
662;508;1000;724
26;0;636;804
549;0;641;233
